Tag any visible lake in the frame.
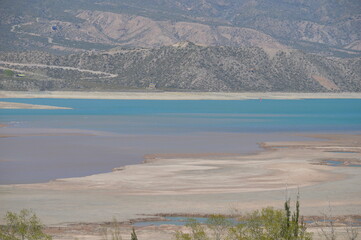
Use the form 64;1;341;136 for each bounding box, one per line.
1;98;360;184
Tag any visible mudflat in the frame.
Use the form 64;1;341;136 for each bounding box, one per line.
0;133;360;239
1;134;360;227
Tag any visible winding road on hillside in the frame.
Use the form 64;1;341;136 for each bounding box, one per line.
0;61;118;78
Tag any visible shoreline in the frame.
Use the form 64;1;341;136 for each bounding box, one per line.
0;101;72;109
2;133;360;189
1;133;361;239
1;90;361;100
42;213;361;240
1;134;360;218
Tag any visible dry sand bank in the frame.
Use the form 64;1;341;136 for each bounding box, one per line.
1;91;361;100
12;134;360;195
23;146;344;195
0;101;71;109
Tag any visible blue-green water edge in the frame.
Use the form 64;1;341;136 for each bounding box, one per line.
133;216;361;227
1;98;361;134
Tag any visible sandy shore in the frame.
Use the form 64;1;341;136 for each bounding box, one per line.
1;90;361;100
0;101;72;109
0;133;360;239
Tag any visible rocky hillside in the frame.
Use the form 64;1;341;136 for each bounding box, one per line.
0;0;360;56
1;43;360;92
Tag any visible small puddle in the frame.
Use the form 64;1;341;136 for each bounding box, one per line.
293;219;335;224
326;151;357;154
326;160;361;167
133;216;237;227
326;160;343;166
134;217;361;227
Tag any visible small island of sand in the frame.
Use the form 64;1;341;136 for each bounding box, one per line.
0;101;71;109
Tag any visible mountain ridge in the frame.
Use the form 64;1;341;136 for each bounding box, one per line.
0;0;360;56
1;44;360;92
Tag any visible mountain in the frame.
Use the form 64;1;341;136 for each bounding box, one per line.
0;0;360;56
0;0;360;92
1;43;360;92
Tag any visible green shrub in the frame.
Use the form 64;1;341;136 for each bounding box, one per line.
0;209;52;240
206;215;232;240
175;219;208;240
174;198;312;240
3;69;15;77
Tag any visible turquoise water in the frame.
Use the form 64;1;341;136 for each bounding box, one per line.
1;98;361;134
1;98;361;184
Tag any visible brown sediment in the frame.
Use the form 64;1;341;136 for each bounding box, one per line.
262;134;361;152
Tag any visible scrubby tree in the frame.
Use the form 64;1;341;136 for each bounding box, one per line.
175;219;208;240
229;195;311;240
0;209;52;240
229;207;286;239
206;215;232;240
102;218;122;240
345;221;359;240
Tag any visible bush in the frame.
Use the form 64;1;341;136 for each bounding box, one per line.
3;69;15;77
175;198;312;240
0;209;52;240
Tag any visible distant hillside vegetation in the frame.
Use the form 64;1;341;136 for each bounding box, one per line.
1;43;360;92
0;0;360;56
